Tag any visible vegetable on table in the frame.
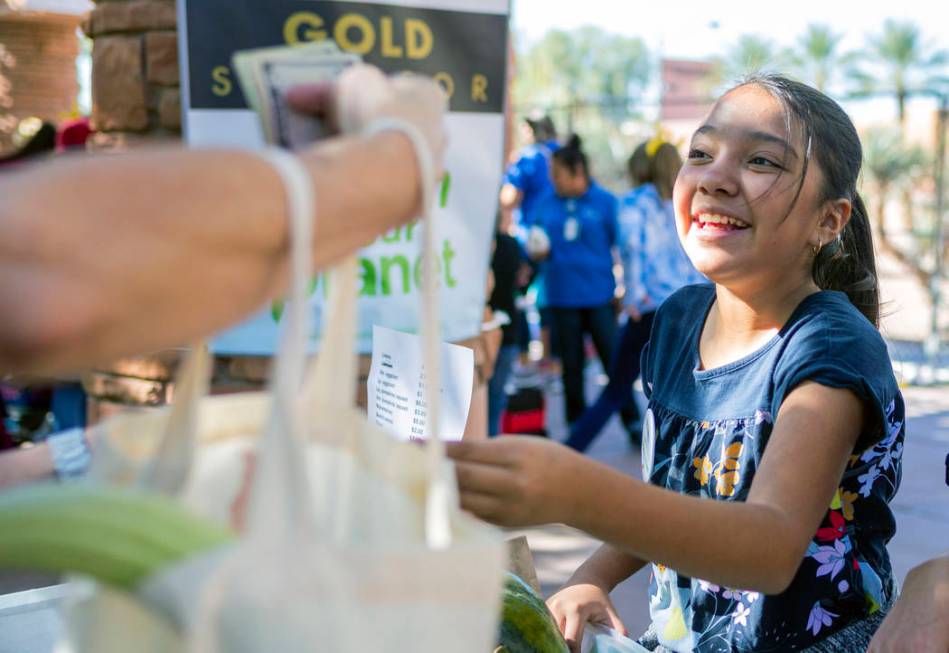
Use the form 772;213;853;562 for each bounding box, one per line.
496;572;570;653
0;483;234;590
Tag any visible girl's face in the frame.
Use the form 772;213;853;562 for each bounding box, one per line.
552;160;589;198
673;85;829;293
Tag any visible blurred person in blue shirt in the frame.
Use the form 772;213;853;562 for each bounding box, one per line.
565;140;704;451
500;113;562;373
530;134;620;426
500;113;560;236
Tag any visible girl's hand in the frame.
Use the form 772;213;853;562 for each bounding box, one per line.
547;579;627;653
445;436;590;527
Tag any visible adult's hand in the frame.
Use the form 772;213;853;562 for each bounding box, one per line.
867;554;949;653
288;65;448;179
0;68;445;374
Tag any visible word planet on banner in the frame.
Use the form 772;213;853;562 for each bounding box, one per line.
177;0;511;354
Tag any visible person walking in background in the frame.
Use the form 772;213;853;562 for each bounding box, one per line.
500;113;560;239
487;210;529;436
500;113;561;375
565;139;704;451
530;134;620;427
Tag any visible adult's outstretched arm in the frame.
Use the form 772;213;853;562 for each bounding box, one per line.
0;132;421;374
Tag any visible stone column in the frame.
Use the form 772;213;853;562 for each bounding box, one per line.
82;0;180;148
80;0;185;418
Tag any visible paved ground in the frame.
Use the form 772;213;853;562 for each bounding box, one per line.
510;248;949;638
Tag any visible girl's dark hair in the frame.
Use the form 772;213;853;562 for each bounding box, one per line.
650;142;683;201
553;133;589;180
628;142;652;187
733;74;880;327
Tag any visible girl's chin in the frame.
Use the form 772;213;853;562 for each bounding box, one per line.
686;252;741;283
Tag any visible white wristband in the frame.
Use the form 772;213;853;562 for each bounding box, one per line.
47;427;91;481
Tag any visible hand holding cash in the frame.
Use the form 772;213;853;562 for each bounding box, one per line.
233;41;447;178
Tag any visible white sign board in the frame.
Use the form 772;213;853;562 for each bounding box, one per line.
177;0;510;353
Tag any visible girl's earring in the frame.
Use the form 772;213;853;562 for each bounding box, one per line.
813;238;822;256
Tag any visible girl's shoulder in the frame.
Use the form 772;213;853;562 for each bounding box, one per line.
654;283;716;323
781;290;889;360
773;290;900;449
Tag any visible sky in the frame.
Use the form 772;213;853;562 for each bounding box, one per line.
511;0;949;62
510;0;948;128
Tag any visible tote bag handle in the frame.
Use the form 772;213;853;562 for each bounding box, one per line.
301;119;453;548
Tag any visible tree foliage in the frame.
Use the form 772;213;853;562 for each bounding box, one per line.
786;24;857;93
850;19;948;122
512;26;652;188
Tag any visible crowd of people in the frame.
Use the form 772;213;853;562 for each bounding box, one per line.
0;64;945;652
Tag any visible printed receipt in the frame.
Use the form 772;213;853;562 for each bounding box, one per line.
367;325;474;441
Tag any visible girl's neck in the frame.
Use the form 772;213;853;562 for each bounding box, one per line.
699;280;820;370
716;281;819;331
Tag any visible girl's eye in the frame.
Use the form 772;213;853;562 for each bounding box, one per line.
688;148;710;160
750;156;783;169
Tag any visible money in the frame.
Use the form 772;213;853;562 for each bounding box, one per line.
232;41;361;149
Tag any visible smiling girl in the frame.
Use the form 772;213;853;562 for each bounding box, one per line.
447;75;904;652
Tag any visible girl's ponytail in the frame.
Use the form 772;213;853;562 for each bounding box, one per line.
813;192;880;326
738;74;883;327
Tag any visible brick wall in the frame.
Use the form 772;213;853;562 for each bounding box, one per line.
0;16;81;150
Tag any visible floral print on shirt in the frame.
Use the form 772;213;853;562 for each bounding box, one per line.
643;397;903;652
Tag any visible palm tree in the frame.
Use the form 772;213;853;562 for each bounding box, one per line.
862;126;930;286
851;20;948;124
787;24;854;93
712;35;781;89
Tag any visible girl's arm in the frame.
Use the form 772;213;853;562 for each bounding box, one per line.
567;543;647;590
449;380;863;594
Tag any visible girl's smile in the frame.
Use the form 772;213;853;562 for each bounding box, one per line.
673;84;825;296
690;210;752;240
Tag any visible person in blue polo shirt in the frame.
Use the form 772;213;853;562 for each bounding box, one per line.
529;134;619;426
500;113;560;237
500;114;562;373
